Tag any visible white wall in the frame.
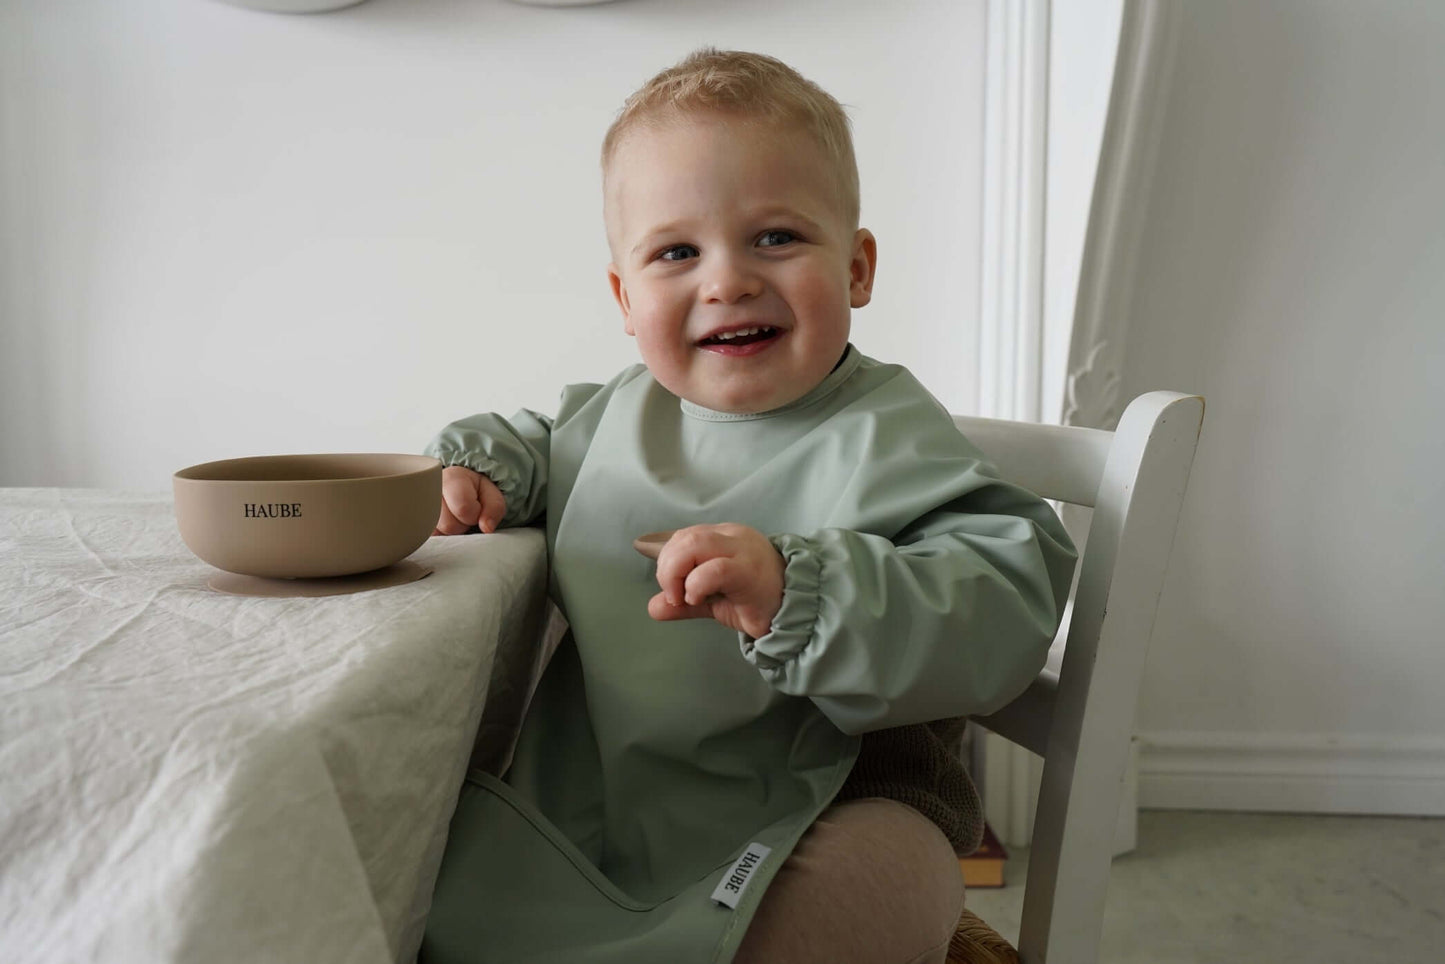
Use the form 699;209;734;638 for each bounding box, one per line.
1123;0;1445;814
0;0;985;489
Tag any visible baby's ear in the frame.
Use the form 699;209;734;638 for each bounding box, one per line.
607;264;635;335
848;229;878;309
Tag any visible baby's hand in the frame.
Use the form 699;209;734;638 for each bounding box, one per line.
434;466;506;535
648;524;784;639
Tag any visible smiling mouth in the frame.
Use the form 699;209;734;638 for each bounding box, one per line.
696;326;781;348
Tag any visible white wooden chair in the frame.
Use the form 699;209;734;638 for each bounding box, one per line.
950;390;1205;964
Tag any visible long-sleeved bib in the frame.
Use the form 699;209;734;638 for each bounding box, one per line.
419;348;1076;964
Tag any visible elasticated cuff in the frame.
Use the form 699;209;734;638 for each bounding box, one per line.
423;446;527;528
738;532;823;676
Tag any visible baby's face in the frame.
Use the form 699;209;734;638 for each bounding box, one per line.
605;115;876;414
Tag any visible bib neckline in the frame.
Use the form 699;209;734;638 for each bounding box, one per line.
679;346;861;422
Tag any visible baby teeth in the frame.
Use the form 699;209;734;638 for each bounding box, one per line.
715;327;765;340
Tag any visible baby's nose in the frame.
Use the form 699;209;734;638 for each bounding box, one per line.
700;256;764;304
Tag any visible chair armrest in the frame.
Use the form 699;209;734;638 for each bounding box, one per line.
971;670;1059;758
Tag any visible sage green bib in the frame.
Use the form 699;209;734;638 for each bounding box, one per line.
421;349;1075;964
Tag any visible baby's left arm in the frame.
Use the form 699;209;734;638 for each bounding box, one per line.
746;479;1076;736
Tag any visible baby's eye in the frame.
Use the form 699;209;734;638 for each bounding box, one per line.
757;230;799;248
657;244;699;262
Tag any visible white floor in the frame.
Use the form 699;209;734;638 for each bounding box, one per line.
962;810;1445;964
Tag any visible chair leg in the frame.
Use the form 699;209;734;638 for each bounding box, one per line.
946;908;1020;964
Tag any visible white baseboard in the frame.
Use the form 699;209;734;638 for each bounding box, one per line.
1137;732;1445;816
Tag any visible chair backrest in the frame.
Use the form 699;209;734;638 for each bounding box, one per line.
955;391;1205;964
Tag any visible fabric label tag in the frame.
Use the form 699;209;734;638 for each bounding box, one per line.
710;842;772;909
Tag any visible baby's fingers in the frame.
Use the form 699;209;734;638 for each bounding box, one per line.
682;557;734;606
475;477;507;534
653;527;724;605
434;500;471;536
653;545;694;608
647;591;712;623
440;471;482;527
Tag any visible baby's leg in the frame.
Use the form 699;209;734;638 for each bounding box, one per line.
734;797;965;964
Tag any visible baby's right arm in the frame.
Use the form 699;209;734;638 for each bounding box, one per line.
423;409;554;531
423;377;618;534
433;466;508;536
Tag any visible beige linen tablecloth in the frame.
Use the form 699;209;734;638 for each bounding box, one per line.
0;489;554;964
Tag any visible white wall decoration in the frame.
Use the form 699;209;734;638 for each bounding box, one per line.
506;1;627;7
977;0;1049;427
214;0;371;12
975;0;1051;852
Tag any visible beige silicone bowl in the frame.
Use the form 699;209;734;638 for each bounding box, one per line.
173;453;442;579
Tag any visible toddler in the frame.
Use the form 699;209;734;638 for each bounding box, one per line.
420;49;1076;964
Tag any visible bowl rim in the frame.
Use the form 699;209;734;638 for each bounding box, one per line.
173;453;442;484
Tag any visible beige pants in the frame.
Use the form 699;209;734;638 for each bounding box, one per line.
734;798;966;964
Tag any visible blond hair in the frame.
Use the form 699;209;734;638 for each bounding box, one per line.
601;48;860;230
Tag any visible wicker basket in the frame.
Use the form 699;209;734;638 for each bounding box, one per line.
946;908;1020;964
